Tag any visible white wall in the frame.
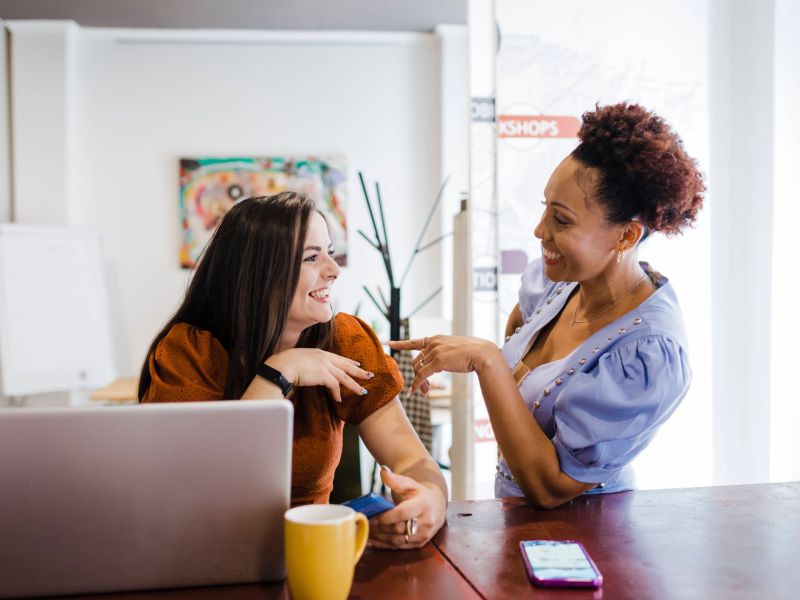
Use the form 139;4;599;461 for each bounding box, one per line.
8;21;78;224
9;23;452;377
770;0;800;482
709;0;774;485
435;24;469;323
465;0;499;499
0;22;10;222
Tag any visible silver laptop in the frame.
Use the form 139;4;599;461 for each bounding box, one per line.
0;400;293;598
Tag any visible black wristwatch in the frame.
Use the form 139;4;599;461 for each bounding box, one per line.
256;363;293;397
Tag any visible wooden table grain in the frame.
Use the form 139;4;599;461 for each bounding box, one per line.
432;482;800;600
49;483;799;599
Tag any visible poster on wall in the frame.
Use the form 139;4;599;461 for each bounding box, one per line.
178;156;347;268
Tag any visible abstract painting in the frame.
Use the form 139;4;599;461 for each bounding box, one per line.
179;156;347;268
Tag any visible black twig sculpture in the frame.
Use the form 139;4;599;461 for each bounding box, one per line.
357;172;451;355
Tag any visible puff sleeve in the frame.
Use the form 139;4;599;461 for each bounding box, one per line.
551;334;691;483
518;258;551;320
141;323;229;403
330;313;404;425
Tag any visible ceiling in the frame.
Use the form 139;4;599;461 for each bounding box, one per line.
0;0;466;32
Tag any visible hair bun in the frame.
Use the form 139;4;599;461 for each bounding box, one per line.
572;102;705;235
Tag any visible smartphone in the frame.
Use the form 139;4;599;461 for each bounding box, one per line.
341;493;395;518
519;540;603;588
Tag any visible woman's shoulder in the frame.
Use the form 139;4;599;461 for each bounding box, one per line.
329;313;403;422
330;314;397;375
330;313;398;375
143;323;228;403
155;322;229;367
591;287;689;368
551;329;691;486
332;313;381;347
609;332;688;375
629;268;688;346
559;311;690;401
556;334;690;441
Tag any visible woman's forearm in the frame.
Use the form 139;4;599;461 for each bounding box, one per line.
240;376;285;400
397;456;448;504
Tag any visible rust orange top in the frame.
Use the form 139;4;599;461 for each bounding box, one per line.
141;312;403;506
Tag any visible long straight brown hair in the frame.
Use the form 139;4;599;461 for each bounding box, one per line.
138;192;334;400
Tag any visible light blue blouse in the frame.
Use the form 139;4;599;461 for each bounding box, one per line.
494;258;691;497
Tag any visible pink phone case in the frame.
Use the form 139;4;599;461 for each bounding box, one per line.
519;540;603;588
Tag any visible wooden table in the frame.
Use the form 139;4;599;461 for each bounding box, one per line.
434;482;800;599
60;542;481;600
89;377;138;403
54;483;799;599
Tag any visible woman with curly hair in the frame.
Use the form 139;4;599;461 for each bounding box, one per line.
391;102;705;508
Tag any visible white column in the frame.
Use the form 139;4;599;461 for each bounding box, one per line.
709;0;774;484
451;204;473;500
8;20;78;225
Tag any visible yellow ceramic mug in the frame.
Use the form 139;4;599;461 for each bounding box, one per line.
284;504;369;600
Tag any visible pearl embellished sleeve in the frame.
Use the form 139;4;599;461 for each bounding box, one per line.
550;334;691;484
518;258;552;321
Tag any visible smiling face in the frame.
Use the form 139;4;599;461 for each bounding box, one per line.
285;212;341;335
533;155;626;283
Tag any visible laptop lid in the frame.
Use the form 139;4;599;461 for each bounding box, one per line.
0;400;293;598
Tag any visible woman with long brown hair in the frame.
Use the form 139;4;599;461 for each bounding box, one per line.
139;192;446;548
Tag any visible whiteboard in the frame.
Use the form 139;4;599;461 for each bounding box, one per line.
0;224;115;395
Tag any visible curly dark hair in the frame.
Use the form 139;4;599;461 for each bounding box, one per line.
571;102;705;235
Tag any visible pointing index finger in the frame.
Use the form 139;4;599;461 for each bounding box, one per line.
387;339;424;351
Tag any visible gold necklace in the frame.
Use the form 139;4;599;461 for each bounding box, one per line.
569;272;647;327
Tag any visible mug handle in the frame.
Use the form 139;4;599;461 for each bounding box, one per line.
352;512;369;565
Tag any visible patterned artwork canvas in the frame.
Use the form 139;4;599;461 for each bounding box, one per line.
179;156;347;268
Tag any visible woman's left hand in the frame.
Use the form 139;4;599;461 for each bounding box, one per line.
388;336;500;396
368;466;446;550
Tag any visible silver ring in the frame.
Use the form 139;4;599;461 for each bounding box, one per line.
405;518;418;537
419;358;425;368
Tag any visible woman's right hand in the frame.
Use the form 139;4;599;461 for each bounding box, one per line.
265;349;374;402
388;335;501;393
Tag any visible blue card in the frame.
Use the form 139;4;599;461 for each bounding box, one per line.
342;493;395;518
